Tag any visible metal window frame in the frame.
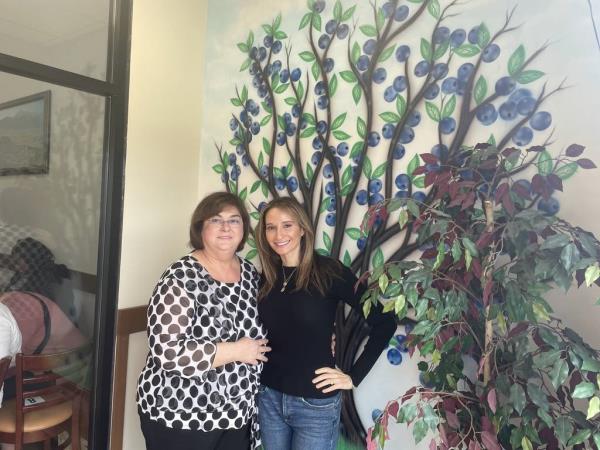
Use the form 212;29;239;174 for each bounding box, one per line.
0;1;132;449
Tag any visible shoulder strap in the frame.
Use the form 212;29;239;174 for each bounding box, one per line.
27;292;52;354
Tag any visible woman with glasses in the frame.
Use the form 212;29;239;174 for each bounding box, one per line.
255;197;396;450
137;192;269;450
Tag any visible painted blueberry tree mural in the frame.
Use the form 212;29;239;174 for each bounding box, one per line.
211;0;597;446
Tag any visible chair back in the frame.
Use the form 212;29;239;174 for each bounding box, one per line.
0;356;11;387
14;344;91;448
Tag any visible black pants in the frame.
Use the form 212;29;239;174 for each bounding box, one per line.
139;412;251;450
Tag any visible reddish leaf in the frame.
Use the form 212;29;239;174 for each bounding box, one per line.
527;145;545;152
512;182;531;199
481;416;494;433
446;411;460;429
494;182;509;202
481;432;501;450
472;259;482;278
532;329;545;347
402;386;417;403
412;165;427;176
388;400;399;418
424;171;438;187
508;322;529;338
569;371;583;391
429;438;437;450
565;143;585;157
475;142;491;150
420;153;439;164
487;388;497;413
468;441;483;450
443;397;457;413
575;268;585;287
482;280;493;306
502;193;516;216
577;158;597;169
449;193;466;207
461;191;476;210
501;147;520;157
531;174;552;200
547;173;563;191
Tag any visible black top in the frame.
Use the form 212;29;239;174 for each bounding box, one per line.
258;255;396;398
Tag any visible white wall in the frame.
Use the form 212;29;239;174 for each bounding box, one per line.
116;1;208;449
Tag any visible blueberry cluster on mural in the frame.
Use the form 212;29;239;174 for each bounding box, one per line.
212;0;580;444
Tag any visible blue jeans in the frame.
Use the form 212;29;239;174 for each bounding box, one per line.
258;385;342;450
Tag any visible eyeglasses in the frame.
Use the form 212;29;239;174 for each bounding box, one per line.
206;217;243;228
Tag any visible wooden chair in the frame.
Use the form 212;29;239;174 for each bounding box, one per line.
0;346;90;450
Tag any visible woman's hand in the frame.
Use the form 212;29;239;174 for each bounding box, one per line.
235;337;271;365
312;367;353;393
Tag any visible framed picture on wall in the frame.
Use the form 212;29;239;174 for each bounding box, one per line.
0;90;51;176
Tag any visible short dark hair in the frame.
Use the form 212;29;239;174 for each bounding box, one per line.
189;192;250;252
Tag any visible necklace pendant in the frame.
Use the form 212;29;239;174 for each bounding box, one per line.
280;281;287;292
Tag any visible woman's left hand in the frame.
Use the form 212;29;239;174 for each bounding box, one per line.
312;367;353;393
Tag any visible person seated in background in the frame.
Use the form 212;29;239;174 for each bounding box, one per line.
1;237;70;300
0;304;20;408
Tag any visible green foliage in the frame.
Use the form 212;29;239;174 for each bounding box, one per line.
364;142;600;449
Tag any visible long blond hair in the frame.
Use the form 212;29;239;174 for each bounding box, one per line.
256;197;340;299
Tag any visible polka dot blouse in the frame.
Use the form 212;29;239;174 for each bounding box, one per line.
137;254;265;445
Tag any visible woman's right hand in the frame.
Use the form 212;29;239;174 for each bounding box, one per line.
235;337;271;365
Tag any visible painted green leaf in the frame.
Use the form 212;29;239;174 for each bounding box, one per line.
357;117;367;138
273;13;282;30
352;83;362;104
478;23;491;48
517;70;544;84
380;111;401;123
378;45;395;63
521;437;533;450
299;12;312;30
250;180;261;193
427;0;440;19
350;142;363;159
345;228;361;240
454;44;480;57
261;181;268;197
274;30;287;40
398;209;409;229
237;42;249;53
462;237;478;256
376;8;385;31
212;164;224;174
407;154;420;177
555;162;578;180
442;95;456;118
323;232;332;251
341;5;356;22
474;76;487;105
329;74;338;97
245;249;257;260
433;40;449;60
262;24;273;35
594;433;600;449
451;240;462;262
300;127;315;138
396;95;407;118
508;44;526;76
351;42;360;64
360;24;377;37
312;13;322;31
260;114;272;126
362;156;373;178
239;58;251;71
299;51;315;62
306;163;314;183
230;97;242;107
425;102;441;122
333;130;351;140
311;61;321;80
372;162;387;179
331;112;347;130
274;83;288;94
238;187;247;202
297;80;305;99
420;38;432;61
285;96;297;106
573;381;595;399
333;0;342;20
537;149;553;175
412;176;425;188
537;408;553;428
343;250;352;267
339;70;357;82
